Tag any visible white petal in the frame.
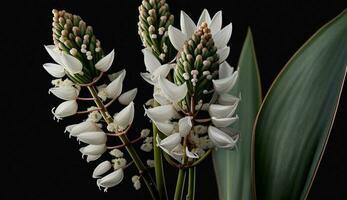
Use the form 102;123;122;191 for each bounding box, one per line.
210;11;222;35
105;69;126;99
151;64;173;83
118;88;137;105
180;10;196;38
218;93;240;105
142;48;161;73
95;50;114;72
53;100;78;119
77;131;107;145
145;104;177;122
140;72;155;85
155;121;174;136
211;115;239;127
156;136;183;163
217;46;230;63
97;168;124;192
43;63;65;78
49;86;79;100
186;147;199;159
114;102;135;130
213;71;238;94
209;102;238;118
44;45;63;65
93;161;112;178
153;94;171;105
197;9;211;26
61;53;83;74
158;133;181;150
168;25;187;51
178;116;192;137
69;121;102;137
208;126;238;149
213;23;233;49
158;76;187;103
80;144;106;155
219;62;234;79
87;155;101;162
108;69;127;81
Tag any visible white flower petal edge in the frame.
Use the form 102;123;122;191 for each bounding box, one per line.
168;25;188;51
217;46;230;64
209;11;222;35
87;154;102;162
49;86;79;100
145;104;177;122
156;136;184;164
114;102;135;130
77;131;107;145
44;45;63;65
61;52;83;74
178;116;192;137
93;161;112;178
151;64;173;83
118;88;137;105
105;69;126;99
158;76;188;103
213;23;233;49
213;71;238;94
155;121;175;136
158;133;181;150
218;93;240;105
208;126;238;149
180;10;196;38
142;48;161;73
140;72;155;85
197;9;211;27
43;63;65;78
211;115;239;127
52;100;78;120
97;168;124;192
186;147;199;159
219;61;234;79
80;144;106;156
209;102;239;118
95;50;115;72
66;121;101;138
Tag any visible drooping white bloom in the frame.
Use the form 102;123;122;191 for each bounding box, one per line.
168;9;232;53
86;154;101;162
213;62;238;94
43;63;65;78
97;168;124;192
105;69;126;99
209;102;238;119
218;93;240;105
178;116;192;137
77;131;107;145
113;102;135;130
156;135;184;163
118;88;137;105
49;86;79;100
66;121;101;138
144;104;178;122
158;133;181;150
95;50;115;72
93;161;112;178
158;76;188;103
155;121;175;136
80;144;107;156
211;115;239;127
208;126;238;149
52;100;78;120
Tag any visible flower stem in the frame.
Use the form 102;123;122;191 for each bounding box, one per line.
87;86;159;200
174;169;187;200
186;167;196;200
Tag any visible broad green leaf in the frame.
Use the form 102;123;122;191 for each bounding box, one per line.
253;9;347;200
213;29;262;200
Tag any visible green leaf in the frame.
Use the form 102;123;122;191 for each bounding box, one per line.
213;29;262;200
253;9;347;200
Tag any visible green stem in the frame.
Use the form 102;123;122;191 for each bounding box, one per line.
87;86;159;200
186;167;196;200
174;169;187;200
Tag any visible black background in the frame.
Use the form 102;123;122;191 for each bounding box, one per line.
2;0;347;199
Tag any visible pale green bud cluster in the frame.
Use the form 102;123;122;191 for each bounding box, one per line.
174;22;219;108
138;0;176;63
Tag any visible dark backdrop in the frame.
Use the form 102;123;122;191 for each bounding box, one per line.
2;0;347;199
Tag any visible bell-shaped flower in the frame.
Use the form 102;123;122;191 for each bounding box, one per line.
158;133;181;151
209;102;238;119
44;45;64;66
211;115;239;127
97;168;124;192
65;121;102;138
113;102;135;130
93;161;112;178
145;104;178;122
213;62;238;94
95;50;115;72
105;69;126;99
77;131;107;145
156;135;184;164
155;121;175;136
49;86;79;100
43;63;65;78
186;147;199;159
208;126;238;149
87;154;101;162
80;144;107;156
118;88;137;105
178;116;192;137
158;76;188;103
168;9;232;51
52;100;78;120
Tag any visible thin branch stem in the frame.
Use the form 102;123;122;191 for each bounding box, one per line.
186;167;196;200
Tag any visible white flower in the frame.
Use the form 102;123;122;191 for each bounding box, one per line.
144;104;178;122
118;88;137;105
105;69;126;99
178;116;192;137
97;168;124;192
65;121;101;138
49;86;79;100
80;144;107;156
157;133;181;151
95;50;114;72
140;48;173;85
155;121;175;136
43;63;65;78
109;149;124;158
112;158;127;170
208;126;238;149
209;102;238;119
140;143;153;152
212;62;238;94
158;76;188;103
86;155;101;162
93;161;112;178
52;100;78;120
113;102;135;130
140;129;151;138
77;131;107;145
218;93;240;105
211;115;239;127
168;9;232;53
86;107;102;123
